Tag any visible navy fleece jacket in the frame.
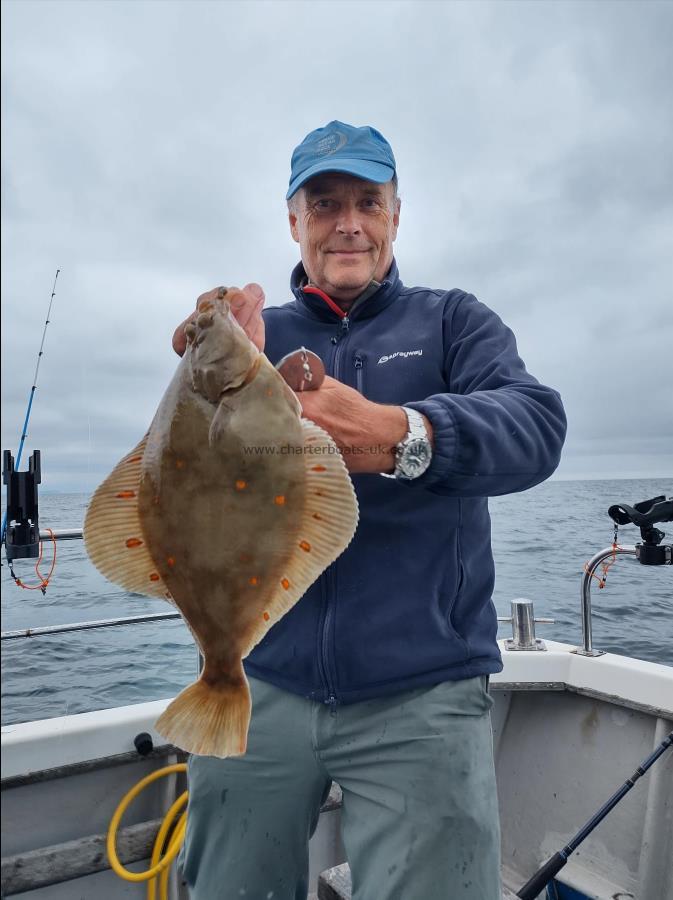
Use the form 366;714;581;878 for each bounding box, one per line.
244;260;567;704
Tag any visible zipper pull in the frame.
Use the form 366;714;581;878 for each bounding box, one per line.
331;316;350;344
325;695;338;715
354;354;364;393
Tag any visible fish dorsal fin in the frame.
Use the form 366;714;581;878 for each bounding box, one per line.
242;418;359;655
83;435;171;601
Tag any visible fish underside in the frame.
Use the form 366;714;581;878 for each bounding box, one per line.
84;291;358;757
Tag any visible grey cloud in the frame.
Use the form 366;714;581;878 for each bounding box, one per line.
2;0;672;491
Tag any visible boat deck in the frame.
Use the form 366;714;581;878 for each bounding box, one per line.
2;640;672;899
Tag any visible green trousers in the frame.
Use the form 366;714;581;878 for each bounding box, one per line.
180;675;501;900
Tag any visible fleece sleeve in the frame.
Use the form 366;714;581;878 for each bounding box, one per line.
403;291;567;498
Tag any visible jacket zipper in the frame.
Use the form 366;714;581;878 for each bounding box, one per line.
331;315;350;346
330;317;350;378
322;318;351;710
303;284;379;708
320;566;338;711
354;353;364;393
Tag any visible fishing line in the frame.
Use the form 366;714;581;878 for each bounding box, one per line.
2;269;60;580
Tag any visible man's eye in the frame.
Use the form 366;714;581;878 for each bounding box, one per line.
361;198;378;208
316;199;333;209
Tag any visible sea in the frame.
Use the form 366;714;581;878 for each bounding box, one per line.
1;477;671;727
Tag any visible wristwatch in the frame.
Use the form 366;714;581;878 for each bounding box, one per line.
391;407;433;480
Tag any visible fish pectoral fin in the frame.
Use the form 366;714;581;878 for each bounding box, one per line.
208;398;236;447
241;418;359;655
83;434;170;600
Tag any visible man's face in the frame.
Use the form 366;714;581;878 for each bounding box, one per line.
288;173;400;304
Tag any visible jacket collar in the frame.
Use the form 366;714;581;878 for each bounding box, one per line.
290;258;402;323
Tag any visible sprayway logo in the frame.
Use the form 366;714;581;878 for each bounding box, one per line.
377;349;423;365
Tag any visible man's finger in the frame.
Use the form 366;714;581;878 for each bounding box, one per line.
173;283;266;356
242;282;265;303
229;284;265;350
234;295;264;332
230;284;265;324
196;286;228;309
172;309;198;357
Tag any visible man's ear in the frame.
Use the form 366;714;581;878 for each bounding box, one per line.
288;210;300;244
392;198;401;239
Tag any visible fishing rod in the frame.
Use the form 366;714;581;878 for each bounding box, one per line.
1;269;60;556
516;729;673;899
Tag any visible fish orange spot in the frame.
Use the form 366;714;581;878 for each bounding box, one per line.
281;578;290;590
128;455;142;463
312;513;323;520
239;553;252;563
263;612;270;621
249;576;259;586
167;557;175;567
176;460;186;470
149;573;161;582
235;479;247;491
116;490;136;499
299;540;311;552
266;389;274;397
274;495;286;505
125;538;143;548
312;465;327;472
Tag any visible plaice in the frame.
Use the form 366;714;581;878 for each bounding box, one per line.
83;289;358;758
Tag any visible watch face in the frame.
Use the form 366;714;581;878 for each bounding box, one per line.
398;439;432;478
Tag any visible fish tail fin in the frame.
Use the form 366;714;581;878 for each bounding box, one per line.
155;666;251;758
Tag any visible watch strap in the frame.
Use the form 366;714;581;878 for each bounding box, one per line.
402;407;427;442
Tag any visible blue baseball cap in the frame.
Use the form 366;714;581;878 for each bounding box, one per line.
286;120;396;200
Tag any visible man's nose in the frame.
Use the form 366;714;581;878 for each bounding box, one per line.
336;206;362;235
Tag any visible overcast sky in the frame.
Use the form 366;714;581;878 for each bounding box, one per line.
2;0;672;494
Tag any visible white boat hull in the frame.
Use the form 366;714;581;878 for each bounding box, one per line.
2;640;672;899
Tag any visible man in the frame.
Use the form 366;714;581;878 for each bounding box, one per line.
173;121;567;900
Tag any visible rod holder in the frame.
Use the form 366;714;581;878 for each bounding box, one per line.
2;450;41;560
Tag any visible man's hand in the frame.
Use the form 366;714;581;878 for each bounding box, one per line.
298;376;411;474
172;283;266;357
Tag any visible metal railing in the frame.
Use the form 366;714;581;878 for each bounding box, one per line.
1;530;641;660
573;544;637;657
1;529;182;641
1;612;182;641
39;528;83;542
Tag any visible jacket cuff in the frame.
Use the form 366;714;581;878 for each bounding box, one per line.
401;398;457;490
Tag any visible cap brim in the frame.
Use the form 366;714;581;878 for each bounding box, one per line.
286;159;395;200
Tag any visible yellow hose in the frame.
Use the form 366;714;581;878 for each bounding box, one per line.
148;799;188;900
106;762;188;900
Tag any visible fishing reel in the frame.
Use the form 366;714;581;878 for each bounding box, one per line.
2;449;41;560
608;494;673;566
